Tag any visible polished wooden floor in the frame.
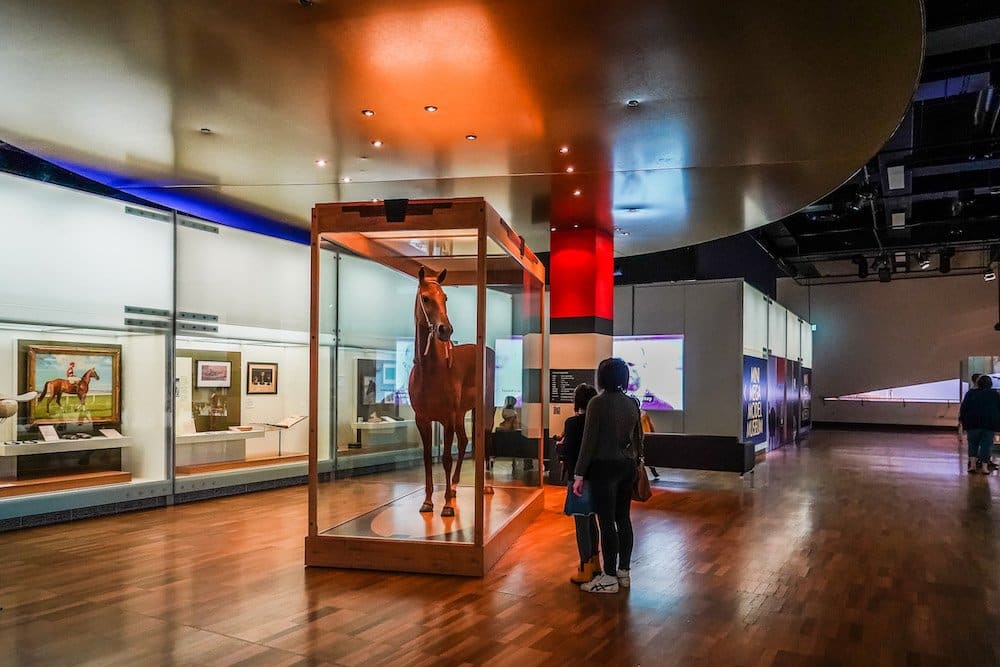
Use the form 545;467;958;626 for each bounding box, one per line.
2;430;998;666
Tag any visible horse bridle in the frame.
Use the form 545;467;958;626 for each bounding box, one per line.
417;280;453;367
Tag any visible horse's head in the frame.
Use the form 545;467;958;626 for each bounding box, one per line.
86;368;100;381
416;266;453;342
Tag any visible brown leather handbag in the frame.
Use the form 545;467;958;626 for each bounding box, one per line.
632;458;652;502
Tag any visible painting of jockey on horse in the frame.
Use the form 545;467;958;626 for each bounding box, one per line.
25;343;121;426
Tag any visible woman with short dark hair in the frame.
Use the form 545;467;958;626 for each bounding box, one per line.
960;374;1000;473
556;383;600;583
572;357;644;593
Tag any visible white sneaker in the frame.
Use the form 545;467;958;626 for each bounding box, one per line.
580;573;619;594
616;568;630;588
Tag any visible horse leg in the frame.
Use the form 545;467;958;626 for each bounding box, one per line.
451;417;468;488
441;422;456;516
416;418;434;513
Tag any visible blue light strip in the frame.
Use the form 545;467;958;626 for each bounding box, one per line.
44;156;310;245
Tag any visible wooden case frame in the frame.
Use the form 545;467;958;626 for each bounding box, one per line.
306;198;546;576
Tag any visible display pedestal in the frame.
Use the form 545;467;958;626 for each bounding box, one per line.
175;429;306;474
0;435;133;497
305;486;543;576
0;470;131;498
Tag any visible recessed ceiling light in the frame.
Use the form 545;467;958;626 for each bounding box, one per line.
465;134;477;141
371;197;380;203
572;224;579;228
199;127;213;134
315;159;328;167
361;109;375;117
550;226;557;232
573;189;582;196
559;146;569;154
565;166;574;173
424;105;438;112
341;176;351;183
627;99;640;107
371;140;383;147
626;207;639;213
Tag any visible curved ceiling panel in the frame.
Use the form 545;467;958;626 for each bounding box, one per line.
0;0;924;254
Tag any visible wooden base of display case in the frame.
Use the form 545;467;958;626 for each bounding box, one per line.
305;486;543;576
0;470;132;498
175;451;307;475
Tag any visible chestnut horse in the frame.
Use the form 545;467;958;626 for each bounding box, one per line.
409;267;494;516
37;367;100;414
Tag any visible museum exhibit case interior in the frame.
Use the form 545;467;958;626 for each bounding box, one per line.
307;197;546;576
0;170;332;525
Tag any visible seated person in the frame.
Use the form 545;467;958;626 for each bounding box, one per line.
496;396;521;431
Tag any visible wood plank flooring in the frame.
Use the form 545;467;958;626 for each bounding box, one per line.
1;429;998;666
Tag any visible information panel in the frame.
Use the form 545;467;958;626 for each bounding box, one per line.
550;369;594;403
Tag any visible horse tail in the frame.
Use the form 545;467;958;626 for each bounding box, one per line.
37;381;48;400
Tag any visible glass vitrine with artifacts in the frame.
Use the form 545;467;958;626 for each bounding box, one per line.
307;198;546;576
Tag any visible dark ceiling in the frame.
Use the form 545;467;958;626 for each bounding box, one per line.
754;1;1000;284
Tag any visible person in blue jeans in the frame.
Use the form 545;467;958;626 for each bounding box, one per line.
959;374;1000;474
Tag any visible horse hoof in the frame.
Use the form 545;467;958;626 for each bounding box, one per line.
419;502;433;513
441;506;455;517
484;485;495;495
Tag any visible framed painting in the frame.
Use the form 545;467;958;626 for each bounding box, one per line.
25;343;122;426
196;360;232;388
246;362;278;395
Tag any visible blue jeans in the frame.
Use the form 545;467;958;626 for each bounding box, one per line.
966;428;994;463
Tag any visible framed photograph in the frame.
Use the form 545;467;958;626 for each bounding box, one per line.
196;360;232;388
25;343;122;426
246;362;278;395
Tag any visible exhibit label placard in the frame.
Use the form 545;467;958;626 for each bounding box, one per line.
741;356;767;445
549;369;594;403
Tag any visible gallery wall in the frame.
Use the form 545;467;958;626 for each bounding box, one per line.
778;275;997;426
616;280;744;437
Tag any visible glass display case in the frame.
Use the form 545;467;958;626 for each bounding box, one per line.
307;198;546;576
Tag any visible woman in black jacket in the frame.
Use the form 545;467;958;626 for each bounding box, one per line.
557;383;600;584
572;358;644;594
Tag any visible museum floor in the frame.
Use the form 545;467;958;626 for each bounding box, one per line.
2;429;998;666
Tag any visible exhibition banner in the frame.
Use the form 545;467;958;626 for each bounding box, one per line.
741;355;767;446
801;367;812;427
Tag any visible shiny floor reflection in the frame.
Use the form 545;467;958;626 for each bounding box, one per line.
1;429;997;665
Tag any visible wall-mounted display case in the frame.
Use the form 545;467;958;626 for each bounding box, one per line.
307;198;546;576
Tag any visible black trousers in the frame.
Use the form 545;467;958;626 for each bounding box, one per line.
588;458;635;573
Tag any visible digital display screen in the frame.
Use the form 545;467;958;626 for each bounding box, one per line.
613;335;684;410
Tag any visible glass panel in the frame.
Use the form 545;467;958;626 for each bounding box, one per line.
786;311;801;360
174;223;313;479
318;231;486;544
0;171;170;493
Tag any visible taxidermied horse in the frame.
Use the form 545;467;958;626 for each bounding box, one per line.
36;368;100;414
409;267;495;517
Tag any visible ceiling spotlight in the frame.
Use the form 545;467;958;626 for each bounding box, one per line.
573;189;582;196
199;127;212;134
361;109;375;117
424;105;438;112
370;140;383;147
920;257;931;270
626;99;640;108
465;134;477;141
341;176;351;183
550;226;557;232
565;166;574;173
559;146;570;154
985;269;997;282
572;224;579;228
315;159;328;167
626;207;639;213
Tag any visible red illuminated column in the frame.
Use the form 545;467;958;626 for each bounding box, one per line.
548;227;615;435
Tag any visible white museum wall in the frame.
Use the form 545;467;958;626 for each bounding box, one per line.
624;280;743;437
786;310;802;361
768;301;787;359
0;172;173;327
777;275;996;426
742;283;770;357
239;343;309;456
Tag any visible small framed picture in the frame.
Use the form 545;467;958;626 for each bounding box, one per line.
247;362;278;395
195;360;232;388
